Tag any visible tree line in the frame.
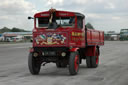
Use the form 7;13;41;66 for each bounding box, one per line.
86;23;94;29
0;27;30;33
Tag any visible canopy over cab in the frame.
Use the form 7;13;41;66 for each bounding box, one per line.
34;9;85;29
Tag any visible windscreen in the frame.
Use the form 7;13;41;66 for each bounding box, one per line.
36;17;75;28
36;17;49;28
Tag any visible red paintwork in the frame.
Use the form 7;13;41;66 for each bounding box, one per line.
96;50;99;64
29;48;34;53
85;46;96;56
86;29;104;46
69;48;79;52
74;55;79;71
32;9;104;50
34;10;75;18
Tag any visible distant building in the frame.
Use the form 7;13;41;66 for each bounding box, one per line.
3;32;32;42
105;31;120;41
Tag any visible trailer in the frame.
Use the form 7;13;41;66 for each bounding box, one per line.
28;9;104;75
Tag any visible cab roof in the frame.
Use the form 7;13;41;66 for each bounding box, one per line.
34;10;85;18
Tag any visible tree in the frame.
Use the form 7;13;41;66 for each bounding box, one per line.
11;27;28;32
11;27;22;32
0;27;30;33
86;23;94;29
0;27;11;33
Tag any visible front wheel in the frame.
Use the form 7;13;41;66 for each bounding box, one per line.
28;53;41;75
69;51;79;75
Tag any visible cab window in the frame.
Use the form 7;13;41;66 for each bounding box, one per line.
77;16;83;29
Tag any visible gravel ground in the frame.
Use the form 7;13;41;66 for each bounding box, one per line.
0;41;128;85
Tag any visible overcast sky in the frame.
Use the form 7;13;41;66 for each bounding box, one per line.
0;0;128;32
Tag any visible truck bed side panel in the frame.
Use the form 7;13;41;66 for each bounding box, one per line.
86;29;104;46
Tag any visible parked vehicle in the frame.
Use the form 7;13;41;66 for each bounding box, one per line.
28;9;104;75
120;29;128;41
12;36;23;42
6;37;13;42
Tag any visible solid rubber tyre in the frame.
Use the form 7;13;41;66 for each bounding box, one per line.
86;56;91;68
69;51;79;75
91;48;99;68
28;53;41;75
86;48;99;68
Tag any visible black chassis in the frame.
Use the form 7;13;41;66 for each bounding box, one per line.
33;47;70;64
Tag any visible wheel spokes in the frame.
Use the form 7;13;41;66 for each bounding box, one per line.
74;55;79;71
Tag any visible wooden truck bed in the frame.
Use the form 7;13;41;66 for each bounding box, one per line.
86;29;104;46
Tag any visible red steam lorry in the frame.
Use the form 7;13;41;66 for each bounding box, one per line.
28;9;104;75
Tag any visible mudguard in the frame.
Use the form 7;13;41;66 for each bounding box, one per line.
69;48;79;52
85;46;96;56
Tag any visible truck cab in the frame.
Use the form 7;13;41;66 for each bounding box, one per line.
32;9;85;48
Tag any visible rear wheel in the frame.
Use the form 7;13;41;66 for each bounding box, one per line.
86;48;99;68
91;48;99;68
69;51;79;75
28;53;41;75
86;56;91;68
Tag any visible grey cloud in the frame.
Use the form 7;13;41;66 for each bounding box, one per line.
0;1;34;15
47;0;128;14
0;0;36;30
0;0;128;32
